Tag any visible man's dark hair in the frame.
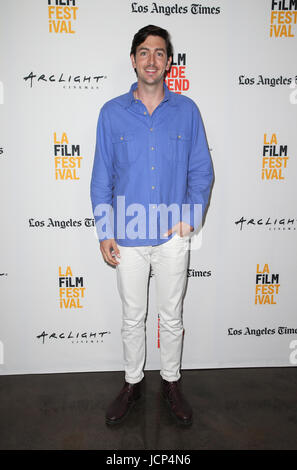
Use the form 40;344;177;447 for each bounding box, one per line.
130;25;173;59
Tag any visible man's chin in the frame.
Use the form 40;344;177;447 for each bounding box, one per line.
140;76;165;86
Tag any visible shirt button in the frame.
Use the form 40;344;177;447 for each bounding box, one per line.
144;111;147;115
151;166;155;170
150;128;153;132
152;205;156;209
178;135;181;139
120;136;123;140
151;147;154;151
152;186;155;190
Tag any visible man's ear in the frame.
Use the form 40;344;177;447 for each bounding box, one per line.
166;55;172;71
130;53;136;69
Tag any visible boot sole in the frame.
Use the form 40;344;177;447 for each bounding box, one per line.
161;392;193;426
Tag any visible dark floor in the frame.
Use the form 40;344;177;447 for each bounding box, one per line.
0;367;297;450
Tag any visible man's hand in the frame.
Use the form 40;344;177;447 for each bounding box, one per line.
100;239;121;266
163;221;194;238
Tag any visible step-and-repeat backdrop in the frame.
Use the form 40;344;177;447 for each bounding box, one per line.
0;0;296;375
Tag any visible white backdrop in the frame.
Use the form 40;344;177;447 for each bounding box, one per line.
0;0;297;375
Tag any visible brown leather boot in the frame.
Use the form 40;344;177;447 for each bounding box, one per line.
161;378;193;426
105;379;142;425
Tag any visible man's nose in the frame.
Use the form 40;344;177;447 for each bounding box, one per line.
148;52;156;65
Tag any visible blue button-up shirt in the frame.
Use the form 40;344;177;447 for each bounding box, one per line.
91;82;213;246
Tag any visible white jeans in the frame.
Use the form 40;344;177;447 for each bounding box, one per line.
116;234;189;384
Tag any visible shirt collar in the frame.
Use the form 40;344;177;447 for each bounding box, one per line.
124;81;176;108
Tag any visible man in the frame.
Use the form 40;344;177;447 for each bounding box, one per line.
90;25;213;426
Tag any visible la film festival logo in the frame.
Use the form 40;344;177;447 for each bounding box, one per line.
53;132;82;180
165;53;189;94
262;133;289;180
59;266;85;309
48;0;78;34
270;0;297;37
255;264;280;305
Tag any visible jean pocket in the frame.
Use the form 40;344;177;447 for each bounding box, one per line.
173;232;190;243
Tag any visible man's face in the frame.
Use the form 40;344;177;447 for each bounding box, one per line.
130;35;172;87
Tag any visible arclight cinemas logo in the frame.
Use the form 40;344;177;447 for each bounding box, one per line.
23;72;107;90
235;216;297;231
36;330;111;344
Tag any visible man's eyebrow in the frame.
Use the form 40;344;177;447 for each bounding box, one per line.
138;47;166;52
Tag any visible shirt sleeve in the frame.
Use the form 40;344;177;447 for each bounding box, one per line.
90;105;115;241
181;103;213;231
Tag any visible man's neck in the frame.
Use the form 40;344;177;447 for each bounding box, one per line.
134;81;165;115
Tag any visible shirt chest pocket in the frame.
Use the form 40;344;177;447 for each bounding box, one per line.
168;132;191;164
112;132;136;167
